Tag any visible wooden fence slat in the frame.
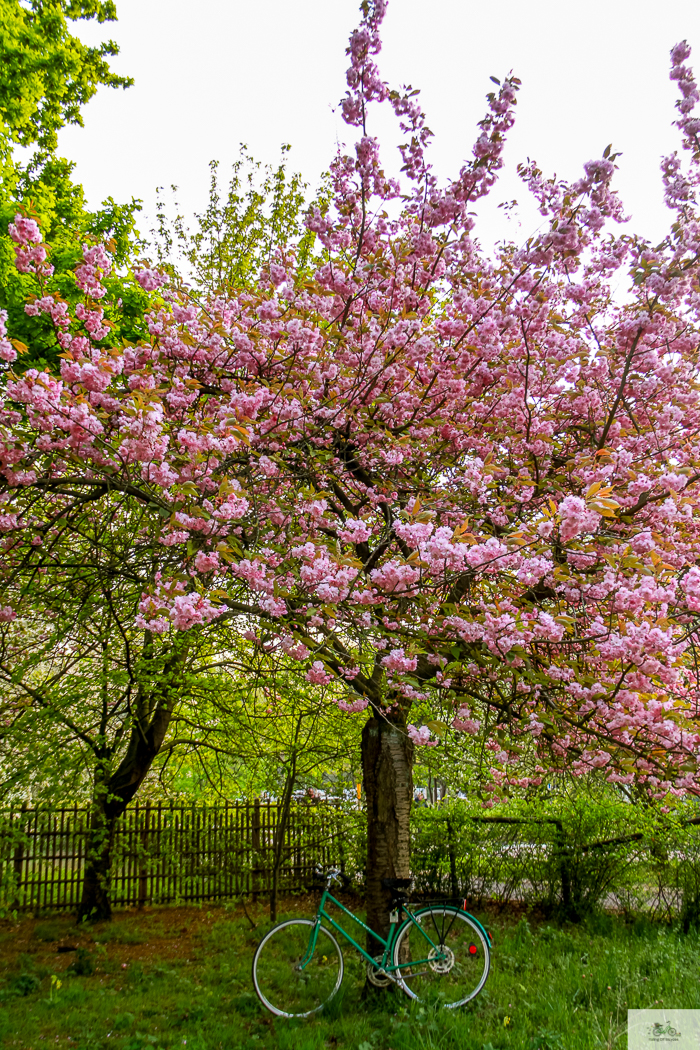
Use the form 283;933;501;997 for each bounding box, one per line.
12;803;26;910
156;801;163;905
70;804;77;910
170;801;176;904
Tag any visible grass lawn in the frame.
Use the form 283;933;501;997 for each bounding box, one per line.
0;896;698;1050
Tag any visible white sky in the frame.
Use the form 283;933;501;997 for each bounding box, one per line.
57;0;700;252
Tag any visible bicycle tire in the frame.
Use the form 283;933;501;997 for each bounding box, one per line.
252;918;344;1018
392;905;490;1008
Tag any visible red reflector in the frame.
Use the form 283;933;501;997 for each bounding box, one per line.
469;944;477;955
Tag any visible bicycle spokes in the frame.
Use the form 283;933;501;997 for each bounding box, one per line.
252;919;344;1018
392;907;490;1008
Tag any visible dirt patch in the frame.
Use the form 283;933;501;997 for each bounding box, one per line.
0;902;259;979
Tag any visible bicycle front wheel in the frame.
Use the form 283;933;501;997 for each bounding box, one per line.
252;918;344;1018
392;906;490;1008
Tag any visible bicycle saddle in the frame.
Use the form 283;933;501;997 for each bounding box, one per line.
381;877;412;890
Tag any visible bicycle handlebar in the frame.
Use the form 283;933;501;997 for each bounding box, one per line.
314;866;348;889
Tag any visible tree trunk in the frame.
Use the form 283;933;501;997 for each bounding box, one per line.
270;751;298;923
78;708;168;921
78;639;188;920
80;805;117;921
79;760;118;921
362;711;413;954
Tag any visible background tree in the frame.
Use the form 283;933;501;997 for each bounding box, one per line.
0;587;360;919
0;0;131;159
0;0;142;372
5;0;700;950
0;491;206;920
153;147;319;294
155;652;361;806
163;657;361;921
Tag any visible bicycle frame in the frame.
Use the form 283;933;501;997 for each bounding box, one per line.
299;888;452;975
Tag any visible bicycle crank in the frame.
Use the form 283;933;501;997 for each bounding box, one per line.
367;955;392;987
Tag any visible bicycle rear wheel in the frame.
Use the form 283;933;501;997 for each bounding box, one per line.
252;918;344;1017
392;906;490;1008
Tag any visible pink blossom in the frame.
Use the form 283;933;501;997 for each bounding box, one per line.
258;456;278;477
214;494;250;521
533;613;565;642
0;310;16;363
339;518;372;544
394;520;434;547
408;725;437;747
381;649;418;674
337;695;369;712
370;559;420;593
8;215;41;245
305;661;333;685
280;634;310;661
452;707;481;734
682;565;700;598
558;496;601;541
194;550;220;573
631;531;656;554
134;268;166;292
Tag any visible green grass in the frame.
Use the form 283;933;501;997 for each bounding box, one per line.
0;902;698;1049
32;921;75;943
93;927;149;946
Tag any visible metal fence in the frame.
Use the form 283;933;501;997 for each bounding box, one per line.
0;800;355;913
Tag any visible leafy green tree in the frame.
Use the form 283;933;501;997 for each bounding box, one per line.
157;658;360;804
153;650;361;919
153;147;320;293
0;0;142;371
0;0;131;158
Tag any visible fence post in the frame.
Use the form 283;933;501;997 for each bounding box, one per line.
553;819;573;917
139;802;151;909
446;817;460;901
72;803;80;911
252;798;261;902
337;807;346;876
11;802;28;911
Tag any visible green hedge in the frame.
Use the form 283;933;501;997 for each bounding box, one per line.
407;798;700;923
330;796;700;924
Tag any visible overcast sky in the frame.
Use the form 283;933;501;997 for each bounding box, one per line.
58;0;700;251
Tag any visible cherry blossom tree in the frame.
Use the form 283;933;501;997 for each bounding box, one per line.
3;0;700;940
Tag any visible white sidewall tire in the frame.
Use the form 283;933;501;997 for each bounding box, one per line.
252;918;344;1018
392;907;490;1009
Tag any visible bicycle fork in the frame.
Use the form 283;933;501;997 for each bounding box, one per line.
298;919;324;971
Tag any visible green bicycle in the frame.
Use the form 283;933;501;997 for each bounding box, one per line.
252;868;491;1017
